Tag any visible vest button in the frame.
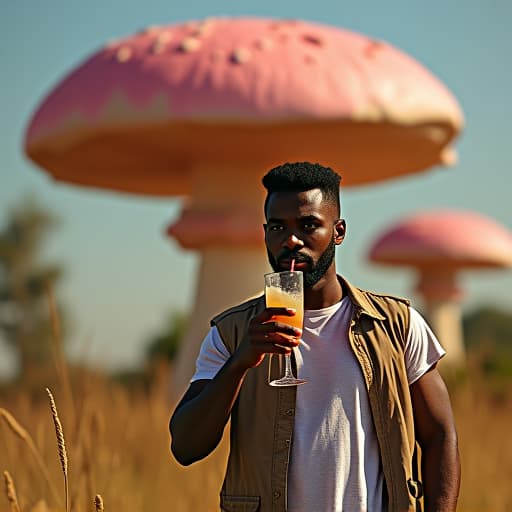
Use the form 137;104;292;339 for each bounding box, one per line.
273;491;281;499
286;408;294;416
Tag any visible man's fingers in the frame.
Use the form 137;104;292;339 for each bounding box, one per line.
271;344;293;355
259;307;296;322
258;340;294;355
263;326;302;342
247;310;302;361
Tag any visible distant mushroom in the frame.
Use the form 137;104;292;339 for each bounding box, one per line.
24;17;464;392
368;210;512;367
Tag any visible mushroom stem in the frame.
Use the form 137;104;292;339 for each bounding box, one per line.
172;246;269;397
415;268;466;369
168;161;271;396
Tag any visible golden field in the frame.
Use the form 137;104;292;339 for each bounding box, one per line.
1;362;511;512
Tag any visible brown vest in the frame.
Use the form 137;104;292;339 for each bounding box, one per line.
212;277;420;512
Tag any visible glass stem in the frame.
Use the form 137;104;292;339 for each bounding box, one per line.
283;354;294;378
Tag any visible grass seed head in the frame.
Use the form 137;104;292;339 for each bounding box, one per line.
95;494;105;511
3;470;21;512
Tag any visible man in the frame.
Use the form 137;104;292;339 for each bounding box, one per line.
170;162;460;511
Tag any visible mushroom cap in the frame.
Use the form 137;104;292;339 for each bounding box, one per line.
25;17;463;196
368;210;512;269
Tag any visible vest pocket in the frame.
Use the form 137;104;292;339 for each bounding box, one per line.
220;494;260;512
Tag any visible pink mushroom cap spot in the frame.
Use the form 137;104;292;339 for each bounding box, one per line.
25;17;463;196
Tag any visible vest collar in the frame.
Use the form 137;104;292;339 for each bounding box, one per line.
338;275;386;321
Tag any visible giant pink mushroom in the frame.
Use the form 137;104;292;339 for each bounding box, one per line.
368;210;512;367
24;17;464;391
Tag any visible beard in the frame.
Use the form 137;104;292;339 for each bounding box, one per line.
267;238;336;288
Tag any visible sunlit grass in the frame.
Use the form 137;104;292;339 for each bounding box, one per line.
0;366;228;512
0;362;510;511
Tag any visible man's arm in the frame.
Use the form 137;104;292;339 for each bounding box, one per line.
169;307;301;466
410;365;460;512
169;358;249;466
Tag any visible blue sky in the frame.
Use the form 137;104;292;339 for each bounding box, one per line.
1;1;511;375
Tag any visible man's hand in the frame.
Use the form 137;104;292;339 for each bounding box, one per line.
232;307;302;370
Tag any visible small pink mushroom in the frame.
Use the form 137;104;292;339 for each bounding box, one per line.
368;210;512;367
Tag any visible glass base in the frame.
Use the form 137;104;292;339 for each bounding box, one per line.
269;376;307;387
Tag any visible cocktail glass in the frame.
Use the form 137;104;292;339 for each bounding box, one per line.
264;270;307;386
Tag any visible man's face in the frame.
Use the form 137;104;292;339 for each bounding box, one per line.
264;188;345;288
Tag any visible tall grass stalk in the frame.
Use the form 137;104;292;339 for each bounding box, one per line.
46;388;69;512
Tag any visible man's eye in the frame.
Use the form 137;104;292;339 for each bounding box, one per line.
269;225;283;232
303;223;317;231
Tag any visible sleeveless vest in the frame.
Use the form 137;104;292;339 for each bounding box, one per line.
211;276;421;512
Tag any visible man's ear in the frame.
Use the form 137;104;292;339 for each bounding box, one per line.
334;219;346;245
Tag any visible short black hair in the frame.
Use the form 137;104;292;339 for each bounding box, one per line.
262;162;342;216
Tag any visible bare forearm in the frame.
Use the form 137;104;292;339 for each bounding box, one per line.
422;431;461;512
170;355;249;465
410;367;460;511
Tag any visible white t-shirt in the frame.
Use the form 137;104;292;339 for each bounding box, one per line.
192;298;445;512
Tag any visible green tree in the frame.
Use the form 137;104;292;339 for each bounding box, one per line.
463;306;512;377
0;197;64;378
145;310;188;362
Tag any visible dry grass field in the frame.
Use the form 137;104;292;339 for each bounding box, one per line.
1;361;511;512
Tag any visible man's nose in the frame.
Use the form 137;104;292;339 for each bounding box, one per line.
283;232;304;249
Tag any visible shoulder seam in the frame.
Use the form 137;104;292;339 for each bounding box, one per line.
212;295;264;323
361;288;410;304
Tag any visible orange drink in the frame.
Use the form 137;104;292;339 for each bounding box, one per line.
264;270;307;386
265;285;304;330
